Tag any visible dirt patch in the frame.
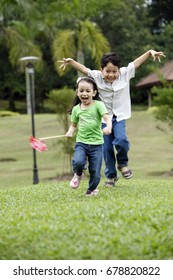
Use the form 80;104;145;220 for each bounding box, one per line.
0;158;17;162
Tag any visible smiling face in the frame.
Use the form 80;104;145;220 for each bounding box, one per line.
101;62;120;83
77;80;96;107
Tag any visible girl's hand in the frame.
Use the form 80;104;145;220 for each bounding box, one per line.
57;58;73;70
65;131;73;137
102;127;112;135
150;50;166;62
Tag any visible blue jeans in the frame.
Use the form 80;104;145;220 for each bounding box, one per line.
102;117;130;179
72;142;103;191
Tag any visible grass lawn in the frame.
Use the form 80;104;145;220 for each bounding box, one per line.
0;178;173;260
0;114;68;189
0;110;172;189
0;109;173;260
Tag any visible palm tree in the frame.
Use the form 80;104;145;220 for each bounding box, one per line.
0;0;42;68
51;0;110;76
0;0;42;111
53;19;110;75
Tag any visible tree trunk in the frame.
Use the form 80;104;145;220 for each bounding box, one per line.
77;49;84;77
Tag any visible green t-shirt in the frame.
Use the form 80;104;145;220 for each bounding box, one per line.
71;100;108;145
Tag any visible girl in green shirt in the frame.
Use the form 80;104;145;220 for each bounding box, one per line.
66;77;112;196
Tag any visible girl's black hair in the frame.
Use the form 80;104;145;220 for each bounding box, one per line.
68;76;101;113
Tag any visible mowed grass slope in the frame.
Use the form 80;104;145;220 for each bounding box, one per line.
0;179;173;260
0;110;173;260
0;110;172;189
0;114;67;189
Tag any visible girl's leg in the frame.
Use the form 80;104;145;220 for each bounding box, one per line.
87;145;103;192
72;143;87;176
70;143;87;189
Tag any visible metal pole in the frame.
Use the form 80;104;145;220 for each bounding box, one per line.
19;56;40;185
26;63;39;184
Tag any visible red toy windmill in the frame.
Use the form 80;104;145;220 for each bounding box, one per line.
29;134;66;152
29;136;48;152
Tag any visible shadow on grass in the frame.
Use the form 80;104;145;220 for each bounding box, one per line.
148;169;173;177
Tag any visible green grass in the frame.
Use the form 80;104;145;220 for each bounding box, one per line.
0;179;173;260
0;110;173;260
0;114;70;189
0;110;172;189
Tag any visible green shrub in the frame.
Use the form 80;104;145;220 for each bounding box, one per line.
0;111;20;117
47;87;76;169
152;84;173;127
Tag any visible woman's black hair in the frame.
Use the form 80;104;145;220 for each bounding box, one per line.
68;76;101;113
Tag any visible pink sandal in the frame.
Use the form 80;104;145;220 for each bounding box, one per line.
70;173;82;189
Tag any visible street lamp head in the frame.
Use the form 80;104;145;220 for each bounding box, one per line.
19;56;40;64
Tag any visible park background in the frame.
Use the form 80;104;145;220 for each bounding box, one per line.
0;0;173;260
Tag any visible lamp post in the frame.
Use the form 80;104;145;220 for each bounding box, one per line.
19;56;40;184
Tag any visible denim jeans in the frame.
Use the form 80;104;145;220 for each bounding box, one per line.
72;142;103;191
102;117;130;179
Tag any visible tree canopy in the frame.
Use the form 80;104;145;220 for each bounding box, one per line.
0;0;172;111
